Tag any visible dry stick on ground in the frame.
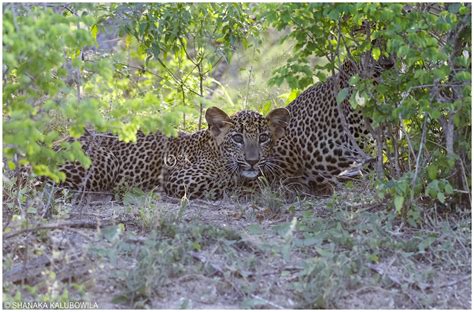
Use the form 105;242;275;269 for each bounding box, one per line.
250;294;285;309
4;255;51;283
3;219;118;240
41;183;56;218
4;251;90;284
192;253;245;297
366;262;421;308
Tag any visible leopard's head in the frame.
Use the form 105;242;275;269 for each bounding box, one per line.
205;106;290;181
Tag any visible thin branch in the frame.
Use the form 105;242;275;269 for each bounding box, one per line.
113;62;163;79
3;219;117;240
411;113;429;187
250;294;285;310
203;55;223;75
244;66;253;109
399;121;415;172
155;57;201;97
155;57;181;83
179;37;197;66
333;17;371;161
10;4;20;33
374;126;385;179
197;60;204;130
289;16;319;48
63;5;79;17
433;275;471;289
389;124;401;178
459;159;472;203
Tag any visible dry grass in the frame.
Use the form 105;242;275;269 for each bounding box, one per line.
2;179;471;309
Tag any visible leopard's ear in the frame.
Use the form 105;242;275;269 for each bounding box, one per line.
266;108;290;140
205;107;233;143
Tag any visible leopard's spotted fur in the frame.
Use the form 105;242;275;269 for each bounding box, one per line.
57;107;289;199
270;55;394;192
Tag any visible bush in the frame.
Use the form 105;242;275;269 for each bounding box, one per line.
263;3;471;220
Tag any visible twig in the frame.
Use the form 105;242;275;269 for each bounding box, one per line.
188;251;225;276
250;294;285;309
333;18;372;161
432;275;470;290
77;134;97;210
4;255;51;283
411;113;428;187
244;66;253;109
374;126;385;179
3;219;116;240
179;37;197;66
113;62;164;79
63;5;79;17
54;188;114;195
9;4;20;33
389;125;401;178
203;55;223;75
398;120;415;171
41;183;55;218
459;158;471;204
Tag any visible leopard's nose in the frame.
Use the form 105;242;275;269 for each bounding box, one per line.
245;158;259;167
245;146;260;167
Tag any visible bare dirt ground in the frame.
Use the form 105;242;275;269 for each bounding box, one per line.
3;181;472;309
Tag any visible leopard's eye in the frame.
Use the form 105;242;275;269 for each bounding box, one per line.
259;133;270;143
232;134;244;144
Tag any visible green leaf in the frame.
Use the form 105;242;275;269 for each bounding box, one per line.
459;5;468;15
444;182;454;195
314;246;333;258
448;3;461;13
427;165;437;180
102;225;122;242
355;91;366;106
455;71;471;81
192;241;201;251
111;295;129;304
336;88;349;105
368;254;379;263
7;161;16;170
241;298;266;309
287;89;300;103
91;24;98;41
246;224;263;235
316;71;327;82
418;235;436;253
372;47;381;61
437;192;445;203
426;180;440;198
261;101;272;115
394;195;404;212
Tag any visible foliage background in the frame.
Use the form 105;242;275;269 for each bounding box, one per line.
2;3;471;309
3;3;471;221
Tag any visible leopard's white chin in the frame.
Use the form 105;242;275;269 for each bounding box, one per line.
241;170;259;180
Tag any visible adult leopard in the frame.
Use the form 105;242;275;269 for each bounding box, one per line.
270;55;394;192
57;107;290;199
